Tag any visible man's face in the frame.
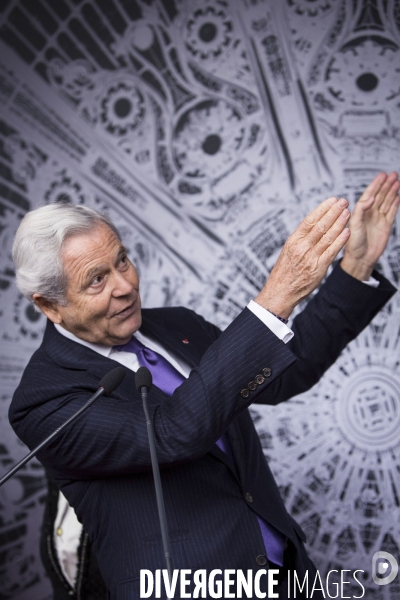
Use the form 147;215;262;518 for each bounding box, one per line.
48;222;142;346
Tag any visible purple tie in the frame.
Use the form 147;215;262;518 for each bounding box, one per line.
114;335;185;395
114;335;285;566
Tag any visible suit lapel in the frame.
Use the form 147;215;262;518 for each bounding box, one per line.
225;419;246;483
139;309;206;369
205;419;245;484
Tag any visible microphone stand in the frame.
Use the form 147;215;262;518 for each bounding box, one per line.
136;367;173;585
0;367;126;487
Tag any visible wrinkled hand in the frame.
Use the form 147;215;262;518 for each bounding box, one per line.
255;197;350;319
341;171;400;281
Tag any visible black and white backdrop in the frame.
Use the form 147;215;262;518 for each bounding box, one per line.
0;0;399;598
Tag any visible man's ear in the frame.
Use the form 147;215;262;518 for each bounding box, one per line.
32;294;63;324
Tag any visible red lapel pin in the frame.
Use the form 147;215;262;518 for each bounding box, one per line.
182;338;189;344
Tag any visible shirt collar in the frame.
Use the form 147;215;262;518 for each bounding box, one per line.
54;323;113;358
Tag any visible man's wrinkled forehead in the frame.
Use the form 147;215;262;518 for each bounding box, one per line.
61;223;125;285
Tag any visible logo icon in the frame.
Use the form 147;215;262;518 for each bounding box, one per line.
372;551;398;586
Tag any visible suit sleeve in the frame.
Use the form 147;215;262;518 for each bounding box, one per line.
254;262;396;404
10;308;297;480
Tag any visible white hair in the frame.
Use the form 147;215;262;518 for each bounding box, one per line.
12;203;121;304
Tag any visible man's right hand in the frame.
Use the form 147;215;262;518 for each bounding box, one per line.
254;197;351;319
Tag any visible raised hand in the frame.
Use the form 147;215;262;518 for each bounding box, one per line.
341;171;400;281
255;197;350;319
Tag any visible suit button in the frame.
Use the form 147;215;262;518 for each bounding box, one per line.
245;492;253;503
255;374;265;385
256;555;267;566
248;381;257;391
240;389;250;398
262;367;272;378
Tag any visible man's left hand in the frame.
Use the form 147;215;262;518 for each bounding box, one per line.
341;171;400;281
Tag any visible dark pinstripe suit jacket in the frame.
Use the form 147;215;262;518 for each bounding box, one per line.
9;265;395;599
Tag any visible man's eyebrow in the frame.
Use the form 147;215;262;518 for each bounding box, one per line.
84;246;127;282
117;245;127;257
84;264;107;283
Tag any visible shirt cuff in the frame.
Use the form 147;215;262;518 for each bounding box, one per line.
247;300;294;344
362;276;380;288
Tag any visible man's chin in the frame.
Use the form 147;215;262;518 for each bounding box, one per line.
113;311;142;344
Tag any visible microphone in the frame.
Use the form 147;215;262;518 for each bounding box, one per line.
135;366;152;392
99;366;126;394
136;366;173;581
0;366;126;487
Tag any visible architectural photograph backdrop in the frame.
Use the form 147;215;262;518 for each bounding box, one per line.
0;0;399;598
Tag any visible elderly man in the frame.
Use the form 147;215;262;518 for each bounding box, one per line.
9;172;399;599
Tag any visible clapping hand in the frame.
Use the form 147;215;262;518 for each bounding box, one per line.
255;196;351;319
341;172;400;281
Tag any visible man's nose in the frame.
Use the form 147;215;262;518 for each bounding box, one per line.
111;270;134;296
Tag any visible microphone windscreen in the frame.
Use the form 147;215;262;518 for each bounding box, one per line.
135;366;152;392
99;367;126;394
